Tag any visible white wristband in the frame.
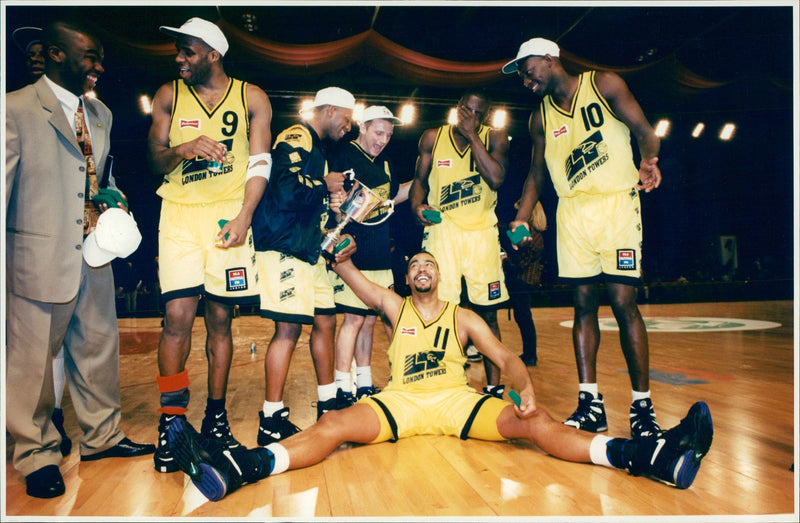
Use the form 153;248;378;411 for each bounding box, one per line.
245;152;272;183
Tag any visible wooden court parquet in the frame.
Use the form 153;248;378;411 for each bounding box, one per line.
3;300;797;519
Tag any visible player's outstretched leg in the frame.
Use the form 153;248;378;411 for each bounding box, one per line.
608;401;713;488
167;417;273;501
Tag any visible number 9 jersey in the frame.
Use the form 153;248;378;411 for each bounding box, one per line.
157;78;251;204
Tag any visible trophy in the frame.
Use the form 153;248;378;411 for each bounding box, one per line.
321;170;394;260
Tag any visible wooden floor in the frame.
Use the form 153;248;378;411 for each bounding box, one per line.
3;300;797;520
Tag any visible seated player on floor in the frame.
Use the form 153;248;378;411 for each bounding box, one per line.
166;250;713;501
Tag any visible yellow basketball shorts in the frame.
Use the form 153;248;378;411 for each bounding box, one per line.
556;189;643;283
158;199;258;305
257;251;335;324
328;268;394;315
361;386;509;443
421;218;508;306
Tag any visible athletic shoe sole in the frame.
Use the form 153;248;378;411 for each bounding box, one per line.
685;401;714;458
670;448;701;489
167;418;229;501
192;463;228;501
660;401;714;489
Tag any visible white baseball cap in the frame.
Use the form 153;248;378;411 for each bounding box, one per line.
502;37;560;74
361;105;402;125
83;208;142;267
309;87;355;110
160;17;229;56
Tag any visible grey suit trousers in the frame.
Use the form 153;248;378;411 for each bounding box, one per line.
6;259;125;475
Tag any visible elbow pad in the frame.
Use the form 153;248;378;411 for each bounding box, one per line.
245;152;272;183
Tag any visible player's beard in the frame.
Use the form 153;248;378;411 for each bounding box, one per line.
412;275;433;293
184;60;212;86
414;283;432;293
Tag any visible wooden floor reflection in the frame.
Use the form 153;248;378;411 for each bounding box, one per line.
4;300;797;519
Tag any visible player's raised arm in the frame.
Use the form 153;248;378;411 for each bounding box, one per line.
332;258;402;326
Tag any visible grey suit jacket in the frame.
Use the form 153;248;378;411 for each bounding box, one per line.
6;76;113;303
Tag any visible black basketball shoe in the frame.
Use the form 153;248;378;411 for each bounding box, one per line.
628;401;714;489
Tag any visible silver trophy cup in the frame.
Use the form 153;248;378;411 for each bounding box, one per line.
321;176;394;260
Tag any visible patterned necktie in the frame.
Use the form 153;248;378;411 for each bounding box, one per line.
76;98;99;235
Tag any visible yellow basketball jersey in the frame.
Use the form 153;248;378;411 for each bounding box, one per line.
157;78;251;203
428;125;497;230
385;297;469;393
541;71;639;198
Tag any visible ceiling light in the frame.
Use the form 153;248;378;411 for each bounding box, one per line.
300;99;314;121
139;94;152;115
241;13;258;32
654;119;670;138
400;104;415;125
492;109;507;129
447;108;458;125
354;103;365;123
719;123;736;141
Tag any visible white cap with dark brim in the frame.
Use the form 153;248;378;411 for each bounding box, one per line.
502;37;560;74
361;105;402;125
159;17;229;56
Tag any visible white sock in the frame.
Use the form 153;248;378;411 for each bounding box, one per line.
579;383;599;398
262;400;284;417
355;366;372;388
334;370;351;391
265;443;290;475
318;382;337;402
589;435;614;468
632;390;651;402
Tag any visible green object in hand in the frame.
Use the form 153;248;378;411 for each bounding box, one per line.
91;188;126;209
506;225;532;246
334;237;350;253
422;209;441;223
218;219;230;241
508;390;521;407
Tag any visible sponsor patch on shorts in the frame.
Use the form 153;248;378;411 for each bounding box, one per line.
226;268;248;291
488;281;501;300
617;249;636;270
279;287;296;301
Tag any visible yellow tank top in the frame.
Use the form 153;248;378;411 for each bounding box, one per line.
427;125;497;230
157;78;251;203
385;297;469;393
541;71;639;198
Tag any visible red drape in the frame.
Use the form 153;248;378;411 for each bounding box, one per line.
102;19;729;92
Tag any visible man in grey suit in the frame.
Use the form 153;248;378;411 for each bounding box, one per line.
5;20;154;499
